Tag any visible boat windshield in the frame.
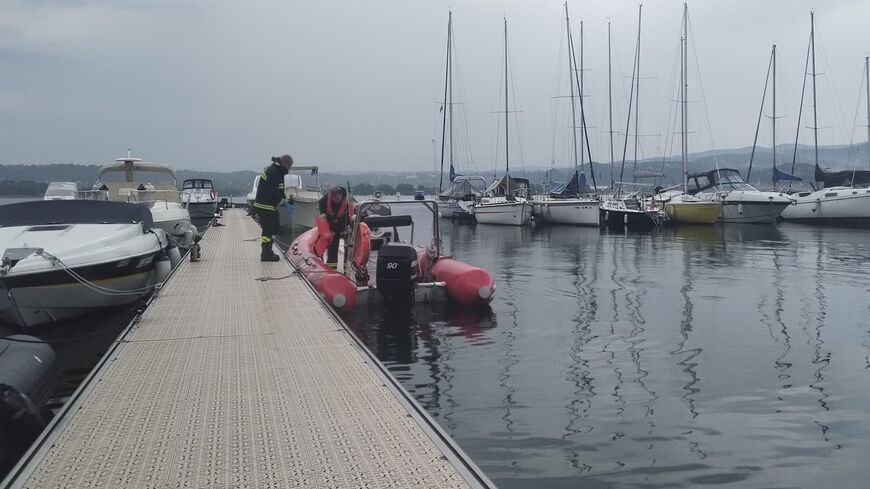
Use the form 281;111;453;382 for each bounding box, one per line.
182;179;213;190
712;170;755;191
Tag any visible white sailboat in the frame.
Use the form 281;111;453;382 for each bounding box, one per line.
780;13;870;226
534;5;599;227
472;18;532;226
653;4;722;225
435;12;486;221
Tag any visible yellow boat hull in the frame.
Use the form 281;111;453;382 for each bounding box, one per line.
664;201;722;224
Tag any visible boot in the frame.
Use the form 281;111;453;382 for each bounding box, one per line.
260;243;280;262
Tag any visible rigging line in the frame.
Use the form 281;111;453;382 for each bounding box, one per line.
815;27;851;156
506;24;527;176
567;17;598;191
687;13;721;171
617;7;641;196
791;33;812;177
657;24;684;181
548;15;568;170
845;62;866;162
748;47;774;181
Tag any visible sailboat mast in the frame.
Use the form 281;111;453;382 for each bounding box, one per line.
448;14;454;181
565;3;579;174
772;44;777;174
681;3;688;191
438;11;452;195
608;20;614;183
504;17;510;175
810;11;819;171
634;5;642;176
580;20;585;171
866;56;869;169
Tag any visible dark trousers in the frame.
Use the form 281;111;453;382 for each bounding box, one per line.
259;209;278;244
326;232;340;265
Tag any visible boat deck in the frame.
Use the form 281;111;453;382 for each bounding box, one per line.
2;209;491;488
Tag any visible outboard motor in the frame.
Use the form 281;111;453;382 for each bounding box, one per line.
376;243;418;301
0;335;58;476
364;214;418;302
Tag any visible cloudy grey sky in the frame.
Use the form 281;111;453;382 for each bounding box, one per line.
1;0;869;173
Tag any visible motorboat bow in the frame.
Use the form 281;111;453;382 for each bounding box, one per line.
181;178;219;219
0;200;173;329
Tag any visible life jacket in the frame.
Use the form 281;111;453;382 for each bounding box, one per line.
314;215;333;257
327;192;349;218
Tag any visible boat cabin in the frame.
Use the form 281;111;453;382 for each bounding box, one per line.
182;179;214;190
95;158;182;204
686;168;755;195
43;182;78;201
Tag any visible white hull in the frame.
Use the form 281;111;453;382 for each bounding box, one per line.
780;187;870;225
473;199;532;226
697;190;792;223
0;218;167;329
291;200;319;229
0;270;159;328
152;202;196;248
185;201;218;220
534;198;599;226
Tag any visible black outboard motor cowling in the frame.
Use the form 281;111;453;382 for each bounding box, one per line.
375;243;418;301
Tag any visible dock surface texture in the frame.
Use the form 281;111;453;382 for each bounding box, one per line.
4;209;486;489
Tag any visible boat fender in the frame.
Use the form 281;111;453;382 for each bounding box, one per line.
354;223;372;268
313;215;333;257
184;227;195;247
168;246;182;269
155;254;171;282
0;383;46;475
738;203;744;215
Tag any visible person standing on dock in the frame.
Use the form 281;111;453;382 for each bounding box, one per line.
317;186;351;268
253;154;293;261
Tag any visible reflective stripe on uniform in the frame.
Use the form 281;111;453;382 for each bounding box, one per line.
253;202;276;211
260;171;268;181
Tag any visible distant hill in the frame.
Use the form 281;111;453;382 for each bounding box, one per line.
2;142;868;196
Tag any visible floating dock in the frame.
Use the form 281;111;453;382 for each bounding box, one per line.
2;209;492;488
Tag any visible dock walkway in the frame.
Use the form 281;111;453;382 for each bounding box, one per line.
2;209;490;488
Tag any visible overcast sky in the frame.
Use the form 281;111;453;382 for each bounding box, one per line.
1;0;869;173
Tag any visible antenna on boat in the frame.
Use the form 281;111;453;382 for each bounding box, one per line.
773;44;777;180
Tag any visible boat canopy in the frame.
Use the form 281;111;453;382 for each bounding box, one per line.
772;166;801;183
546;171;586;197
814;164;870;188
485;174;530;196
0;200;154;230
98;158;177;184
440;177;484;199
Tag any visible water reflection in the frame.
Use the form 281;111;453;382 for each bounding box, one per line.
337;219;870;488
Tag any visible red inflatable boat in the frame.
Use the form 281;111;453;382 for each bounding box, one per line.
287;199;495;311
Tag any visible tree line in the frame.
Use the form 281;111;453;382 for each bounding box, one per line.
350;183;437;196
0;180;49;196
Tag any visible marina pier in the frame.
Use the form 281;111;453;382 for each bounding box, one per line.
1;209;492;488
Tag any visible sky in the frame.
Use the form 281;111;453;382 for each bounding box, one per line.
1;0;869;173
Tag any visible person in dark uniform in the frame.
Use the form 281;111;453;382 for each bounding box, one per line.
253;154;293;261
317;186;352;268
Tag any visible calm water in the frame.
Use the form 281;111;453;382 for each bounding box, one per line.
329;218;870;489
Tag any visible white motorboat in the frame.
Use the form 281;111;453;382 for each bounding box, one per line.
0;200;173;329
685;169;792;223
245;175;260;218
181;178;219;220
96;157;198;250
282;166;322;229
779;186;870;226
42;182;78;201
